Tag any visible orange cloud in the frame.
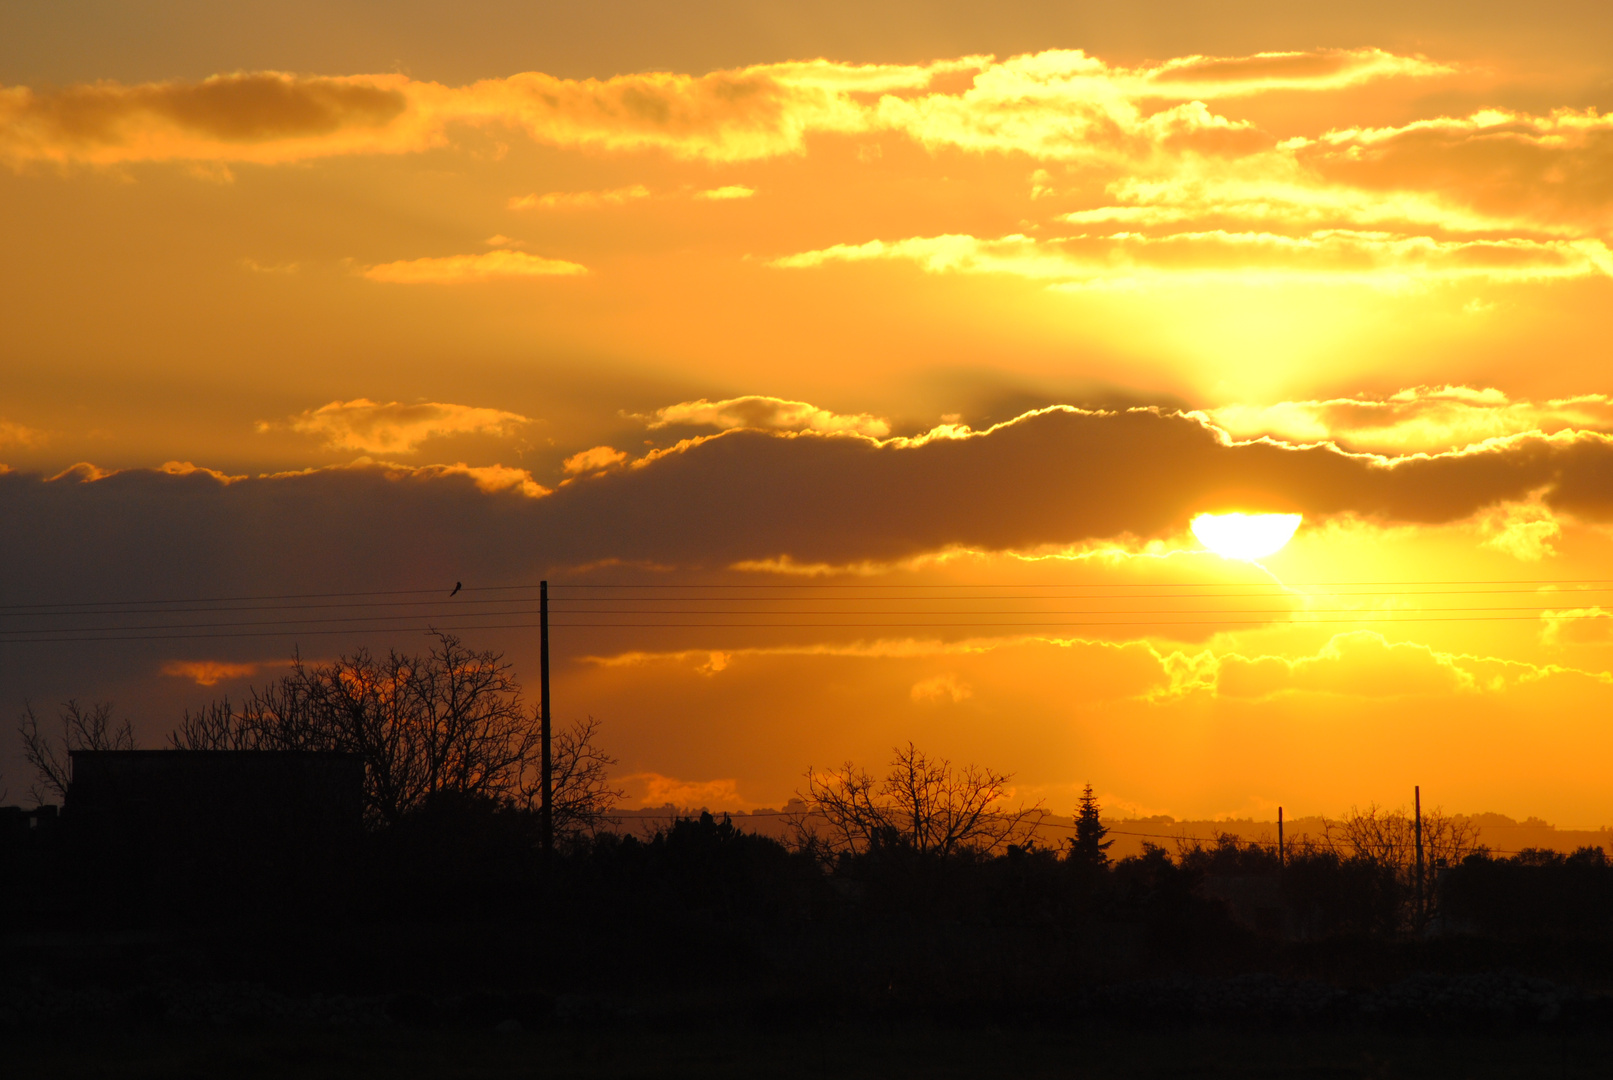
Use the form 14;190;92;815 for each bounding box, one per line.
0;420;45;448
161;659;260;686
392;461;550;499
910;673;973;703
1299;109;1613;231
361;249;586;283
267;398;533;454
0;72;414;166
562;445;629;474
621;771;753;810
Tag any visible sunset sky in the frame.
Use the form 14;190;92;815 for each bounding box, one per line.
4;1;1613;826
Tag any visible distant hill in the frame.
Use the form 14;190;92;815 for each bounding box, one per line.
603;805;1612;859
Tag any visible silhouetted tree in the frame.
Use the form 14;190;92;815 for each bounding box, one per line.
794;742;1044;858
522;715;624;846
17;699;136;802
170;631;618;832
1069;783;1113;869
1323;803;1481;930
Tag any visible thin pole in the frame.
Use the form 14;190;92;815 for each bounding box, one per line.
1413;785;1424;928
1278;806;1284;870
540;580;552;856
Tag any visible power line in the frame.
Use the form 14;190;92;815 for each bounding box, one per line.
5;610;1613;644
5;588;1611;621
2;603;1606;637
529;583;1613;593
7;577;1613;613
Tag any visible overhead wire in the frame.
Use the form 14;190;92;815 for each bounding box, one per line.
2;577;1610;644
7;576;1613;614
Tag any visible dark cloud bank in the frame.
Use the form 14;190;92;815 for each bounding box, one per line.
4;408;1611;604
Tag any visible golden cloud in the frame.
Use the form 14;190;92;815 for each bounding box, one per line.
697;184;755;200
1205;388;1613;454
508;184;651;210
1214;632;1475;699
21;49;1608;289
1541;607;1613;646
1155;631;1612;702
361;249;586;283
642;395;891;436
0;48;1445;169
1474;497;1563;562
773;230;1613;288
269;398;533;454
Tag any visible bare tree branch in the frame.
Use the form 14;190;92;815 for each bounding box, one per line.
1323;803;1483;929
18;699;136;803
170;632;621;835
521;715;624;846
795;742;1044;859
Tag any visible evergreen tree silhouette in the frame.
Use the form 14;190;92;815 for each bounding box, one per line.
1070;784;1112;869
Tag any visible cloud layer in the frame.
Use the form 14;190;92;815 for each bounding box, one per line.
10;406;1613;606
11;49;1610;290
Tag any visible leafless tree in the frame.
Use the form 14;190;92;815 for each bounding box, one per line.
17;699;137;803
520;715;624;846
794;742;1044;858
170;631;617;830
1324;803;1483;928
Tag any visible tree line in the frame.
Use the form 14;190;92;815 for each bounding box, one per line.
8;634;1609;945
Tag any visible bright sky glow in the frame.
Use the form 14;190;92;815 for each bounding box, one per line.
1190;512;1303;561
7;3;1613;826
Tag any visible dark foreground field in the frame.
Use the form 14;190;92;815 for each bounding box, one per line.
12;813;1613;1078
5;1019;1611;1080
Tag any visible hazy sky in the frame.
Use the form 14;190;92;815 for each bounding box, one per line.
4;2;1613;823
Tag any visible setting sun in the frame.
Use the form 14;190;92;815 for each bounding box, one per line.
1190;512;1303;561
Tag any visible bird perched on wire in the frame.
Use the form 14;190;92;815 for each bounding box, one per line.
450;581;462;597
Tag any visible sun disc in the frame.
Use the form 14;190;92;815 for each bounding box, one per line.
1190;512;1302;561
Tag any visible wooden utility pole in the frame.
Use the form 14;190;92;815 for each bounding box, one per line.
1413;785;1424;927
1278;806;1285;870
540;580;553;856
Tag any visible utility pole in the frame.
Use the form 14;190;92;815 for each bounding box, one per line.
1413;785;1424;929
1278;806;1285;870
540;580;552;857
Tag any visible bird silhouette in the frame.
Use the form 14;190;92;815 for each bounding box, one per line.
450;582;462;597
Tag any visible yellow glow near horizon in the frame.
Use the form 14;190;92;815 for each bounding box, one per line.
1190;512;1302;561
